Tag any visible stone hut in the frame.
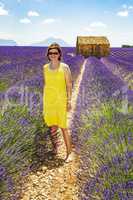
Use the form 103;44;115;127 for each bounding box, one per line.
76;36;110;58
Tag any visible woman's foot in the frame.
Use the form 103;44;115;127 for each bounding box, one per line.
64;151;75;163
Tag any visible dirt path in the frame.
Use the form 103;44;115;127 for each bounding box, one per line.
18;59;87;200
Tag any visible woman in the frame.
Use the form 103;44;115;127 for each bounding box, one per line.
43;43;73;161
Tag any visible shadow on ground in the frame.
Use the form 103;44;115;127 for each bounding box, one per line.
29;128;65;173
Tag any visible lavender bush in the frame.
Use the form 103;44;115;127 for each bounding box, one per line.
0;104;52;199
69;56;133;200
79;100;133;200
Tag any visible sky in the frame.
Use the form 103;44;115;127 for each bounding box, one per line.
0;0;133;47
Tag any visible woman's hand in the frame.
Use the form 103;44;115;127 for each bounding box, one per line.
67;101;72;111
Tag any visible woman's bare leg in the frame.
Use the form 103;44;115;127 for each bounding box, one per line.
50;125;58;133
60;128;72;158
50;125;59;154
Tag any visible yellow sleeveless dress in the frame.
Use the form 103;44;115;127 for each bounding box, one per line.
43;62;68;128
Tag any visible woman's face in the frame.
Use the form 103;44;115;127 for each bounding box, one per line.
48;49;60;61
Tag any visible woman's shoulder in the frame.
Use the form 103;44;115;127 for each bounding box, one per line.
61;62;69;67
43;63;49;70
61;62;71;75
61;62;70;70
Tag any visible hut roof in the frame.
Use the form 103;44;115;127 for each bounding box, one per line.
77;36;110;45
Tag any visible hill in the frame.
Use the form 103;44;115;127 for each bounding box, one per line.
30;37;71;47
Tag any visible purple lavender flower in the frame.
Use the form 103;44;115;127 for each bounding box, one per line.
0;165;6;179
7;176;14;192
19;117;29;126
103;188;113;200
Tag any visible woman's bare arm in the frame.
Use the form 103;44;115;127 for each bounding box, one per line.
64;65;72;102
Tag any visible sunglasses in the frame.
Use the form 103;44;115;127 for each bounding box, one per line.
48;52;59;55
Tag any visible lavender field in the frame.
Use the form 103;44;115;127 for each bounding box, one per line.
0;46;133;200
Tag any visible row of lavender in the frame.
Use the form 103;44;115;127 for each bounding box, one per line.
0;47;84;199
0;46;75;66
101;48;133;91
110;48;133;64
0;46;48;199
70;56;133;200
